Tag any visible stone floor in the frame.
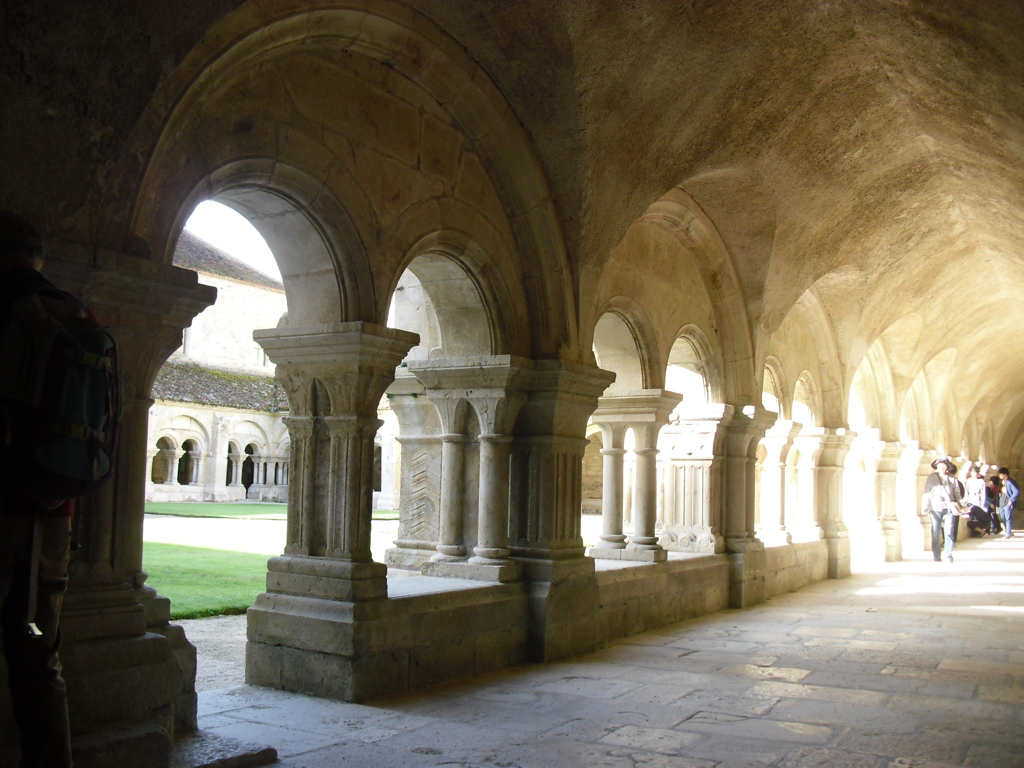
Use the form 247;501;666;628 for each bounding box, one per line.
189;534;1024;767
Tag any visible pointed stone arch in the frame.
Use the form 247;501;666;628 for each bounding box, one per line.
792;371;821;430
762;356;788;419
791;286;844;427
639;187;755;405
849;341;899;439
386;226;525;358
667;323;724;407
592;296;660;391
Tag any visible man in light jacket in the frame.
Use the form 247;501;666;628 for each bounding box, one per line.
923;458;962;562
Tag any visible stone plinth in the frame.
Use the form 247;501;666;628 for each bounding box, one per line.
248;322;419;700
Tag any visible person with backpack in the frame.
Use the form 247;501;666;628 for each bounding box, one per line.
0;211;119;768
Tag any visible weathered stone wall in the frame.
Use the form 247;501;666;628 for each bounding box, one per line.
173;273;286;376
763;541;830;599
595;557;731;644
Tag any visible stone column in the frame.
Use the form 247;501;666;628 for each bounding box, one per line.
509;361;616;661
434;433;467;559
757;420;801;547
423;394;468;562
724;406;775;607
472;434;516;564
43;253;216;766
627;419;676;559
915;450;941;552
246;321;417;701
384;370;442;570
596;424;627;549
875;442;904;562
145;448;159;489
812;428;856;578
587;391;681;562
205;416;229;501
227;450;241;486
789;431;827;543
658;404;734;554
411;356;529;583
166;448;182;485
895;442;926;557
375;410;400;511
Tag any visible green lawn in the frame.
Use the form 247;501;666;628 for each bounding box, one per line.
144;502;400;520
145;502;286;519
143;542;268;619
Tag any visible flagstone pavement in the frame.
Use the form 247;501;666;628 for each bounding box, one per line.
189;534;1024;767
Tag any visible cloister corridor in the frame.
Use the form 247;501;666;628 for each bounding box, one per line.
180;535;1024;767
6;2;1024;766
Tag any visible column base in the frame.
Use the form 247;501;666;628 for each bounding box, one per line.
385;543;436;570
597;534;626;548
513;556;600;662
882;518;902;562
266;556;388;601
60;583;185;767
589;546;667;562
825;531;852;579
726;537;766;608
423;559;522;582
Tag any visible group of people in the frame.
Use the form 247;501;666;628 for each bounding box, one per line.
924;458;1018;563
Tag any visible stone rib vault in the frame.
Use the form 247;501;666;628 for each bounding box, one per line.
2;2;1024;766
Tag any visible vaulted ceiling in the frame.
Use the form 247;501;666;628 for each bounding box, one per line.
3;0;1023;451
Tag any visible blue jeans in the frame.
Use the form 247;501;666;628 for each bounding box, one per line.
930;509;955;561
998;504;1014;536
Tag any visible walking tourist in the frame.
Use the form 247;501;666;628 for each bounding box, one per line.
923;458;962;563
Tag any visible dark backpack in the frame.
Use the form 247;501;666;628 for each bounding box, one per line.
0;272;121;508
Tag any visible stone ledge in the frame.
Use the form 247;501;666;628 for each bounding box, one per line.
423;559;522;582
587;546;667;562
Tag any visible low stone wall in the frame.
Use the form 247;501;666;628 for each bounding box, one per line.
247;547;828;703
764;540;828;597
246;578;530;702
594;555;731;643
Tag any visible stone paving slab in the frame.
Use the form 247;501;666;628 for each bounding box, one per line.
184;536;1024;767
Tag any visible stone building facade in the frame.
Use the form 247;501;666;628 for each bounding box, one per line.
3;2;1024;766
145;231;290;503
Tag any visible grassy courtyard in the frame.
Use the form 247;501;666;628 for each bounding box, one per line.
143;542;269;619
143;502;400;618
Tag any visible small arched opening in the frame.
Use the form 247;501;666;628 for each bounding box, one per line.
383;248;504;570
177;439;199;486
241;444;258;492
152;437;176;485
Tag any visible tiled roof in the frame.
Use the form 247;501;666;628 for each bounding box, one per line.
173;230;283;291
152;361;289;412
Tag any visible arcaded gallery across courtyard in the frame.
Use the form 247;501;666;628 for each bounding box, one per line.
2;2;1024;766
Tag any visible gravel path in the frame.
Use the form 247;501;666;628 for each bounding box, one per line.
178;615;249;692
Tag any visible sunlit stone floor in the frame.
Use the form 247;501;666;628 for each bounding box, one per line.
191;535;1024;767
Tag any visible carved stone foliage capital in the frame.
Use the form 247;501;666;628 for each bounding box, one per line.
256;322;418;417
